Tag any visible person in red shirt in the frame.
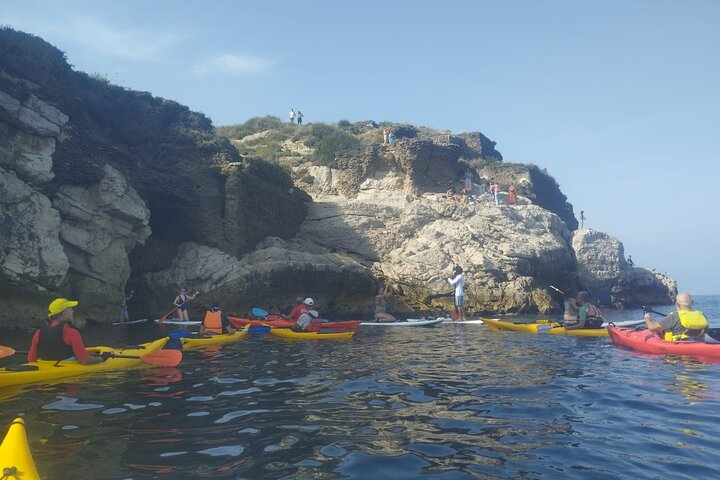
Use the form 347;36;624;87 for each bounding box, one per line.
28;298;104;364
290;298;315;321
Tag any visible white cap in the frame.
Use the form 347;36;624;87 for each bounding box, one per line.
304;297;314;306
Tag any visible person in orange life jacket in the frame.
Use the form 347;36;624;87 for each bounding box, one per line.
174;288;197;321
198;302;237;336
27;298;104;364
644;292;708;342
564;291;603;329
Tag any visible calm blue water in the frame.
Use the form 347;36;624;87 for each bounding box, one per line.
2;297;720;479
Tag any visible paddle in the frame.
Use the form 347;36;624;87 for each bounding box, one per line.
643;306;668;317
549;285;565;295
251;307;269;318
0;345;182;366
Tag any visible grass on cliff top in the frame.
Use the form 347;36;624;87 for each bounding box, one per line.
216;117;450;170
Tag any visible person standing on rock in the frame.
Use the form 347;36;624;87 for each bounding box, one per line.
289;109;296;124
508;184;517;205
296;111;304;125
489;182;499;205
174;288;197;321
627;255;634;266
579;210;586;229
447;265;466;321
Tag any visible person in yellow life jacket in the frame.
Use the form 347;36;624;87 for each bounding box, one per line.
564;291;603;330
198;302;237;336
644;292;708;341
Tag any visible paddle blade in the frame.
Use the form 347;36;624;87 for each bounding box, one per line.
251;307;269;318
249;325;271;334
140;349;182;367
0;345;17;359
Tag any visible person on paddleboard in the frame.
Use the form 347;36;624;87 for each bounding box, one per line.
199;302;237;336
644;292;708;341
27;298;104;365
563;291;603;330
374;285;396;322
117;289;133;324
447;265;466;321
174;288;197;321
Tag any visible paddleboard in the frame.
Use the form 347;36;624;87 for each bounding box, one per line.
360;318;443;327
153;319;202;326
112;318;149;326
440;318;486;325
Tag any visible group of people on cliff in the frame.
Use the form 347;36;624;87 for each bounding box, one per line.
288;109;304;125
446;171;517;206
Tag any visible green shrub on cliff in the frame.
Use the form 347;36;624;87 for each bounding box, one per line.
305;123;362;167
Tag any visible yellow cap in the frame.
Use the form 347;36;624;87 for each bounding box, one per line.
48;298;78;316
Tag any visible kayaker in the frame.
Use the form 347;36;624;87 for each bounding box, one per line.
644;292;708;341
563;294;579;322
374;285;396;322
564;291;603;329
27;298;104;364
290;298;318;331
447;265;466;321
199;302;237;336
290;298;315;321
174;288;197;321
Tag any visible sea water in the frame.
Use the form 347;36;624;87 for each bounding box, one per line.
1;297;719;479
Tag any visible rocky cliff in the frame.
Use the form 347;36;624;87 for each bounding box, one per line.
0;29;306;327
0;28;675;327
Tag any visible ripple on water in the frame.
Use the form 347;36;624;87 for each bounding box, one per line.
42;396;104;411
197;445;245;457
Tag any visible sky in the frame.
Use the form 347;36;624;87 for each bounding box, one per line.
4;0;719;294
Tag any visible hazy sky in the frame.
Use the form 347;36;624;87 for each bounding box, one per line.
4;0;719;293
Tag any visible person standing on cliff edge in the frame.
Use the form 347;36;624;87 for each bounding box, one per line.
289;109;296;124
579;210;586;229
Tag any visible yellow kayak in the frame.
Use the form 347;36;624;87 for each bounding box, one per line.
269;328;355;340
0;337;170;389
483;318;608;337
0;418;40;480
179;329;248;351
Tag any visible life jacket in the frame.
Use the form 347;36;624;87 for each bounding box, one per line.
581;304;603;329
664;310;708;342
203;310;223;334
37;323;75;360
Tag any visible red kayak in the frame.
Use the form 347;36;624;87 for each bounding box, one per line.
228;316;294;329
228;316;360;332
607;326;720;360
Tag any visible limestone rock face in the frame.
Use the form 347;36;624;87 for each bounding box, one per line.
0;167;68;291
293;189;572;313
139;239;375;317
52;164;151;318
572;229;677;306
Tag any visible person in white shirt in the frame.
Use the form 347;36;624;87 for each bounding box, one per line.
289;109;296;124
447;265;466;321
